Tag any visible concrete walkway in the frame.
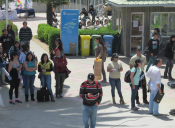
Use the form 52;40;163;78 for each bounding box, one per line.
0;39;175;128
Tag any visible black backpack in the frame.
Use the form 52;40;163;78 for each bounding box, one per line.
124;69;137;83
160;41;168;52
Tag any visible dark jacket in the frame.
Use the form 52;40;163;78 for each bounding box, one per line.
80;10;88;16
0;34;14;51
148;39;159;56
164;36;175;59
7;24;15;39
19;27;32;41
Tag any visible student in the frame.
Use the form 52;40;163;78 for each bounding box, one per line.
7;24;15;39
8;41;21;59
107;53;125;104
130;59;142;110
8;52;22;104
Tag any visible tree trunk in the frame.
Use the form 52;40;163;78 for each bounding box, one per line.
47;2;52;26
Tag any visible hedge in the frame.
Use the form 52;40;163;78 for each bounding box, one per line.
0;20;19;41
48;29;60;51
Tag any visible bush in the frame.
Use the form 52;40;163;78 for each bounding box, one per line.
48;29;60;52
37;24;50;41
0;20;19;41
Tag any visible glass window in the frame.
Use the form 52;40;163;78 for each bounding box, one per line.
168;13;175;36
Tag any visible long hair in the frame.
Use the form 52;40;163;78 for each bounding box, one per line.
10;52;18;61
14;41;21;52
26;52;34;62
55;38;64;51
41;53;49;64
134;62;139;68
95;36;105;49
21;44;29;53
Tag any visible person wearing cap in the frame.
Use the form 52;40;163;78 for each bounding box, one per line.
79;73;103;128
129;46;148;104
0;29;14;55
164;34;175;80
150;28;162;45
146;58;163;116
146;32;159;72
130;58;143;110
107;53;125;104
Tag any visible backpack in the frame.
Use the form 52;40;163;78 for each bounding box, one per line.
144;46;150;62
124;68;137;83
84;80;98;91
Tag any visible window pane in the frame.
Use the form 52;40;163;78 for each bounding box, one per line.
168;13;175;36
131;14;143;35
131;37;142;54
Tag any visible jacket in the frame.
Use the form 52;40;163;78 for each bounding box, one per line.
7;24;15;39
38;60;53;75
148;39;159;56
53;55;67;74
0;34;14;51
164;35;175;59
19;27;32;41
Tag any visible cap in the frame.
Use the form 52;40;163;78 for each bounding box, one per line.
153;31;158;36
87;73;95;82
112;53;119;58
136;46;142;51
135;58;143;64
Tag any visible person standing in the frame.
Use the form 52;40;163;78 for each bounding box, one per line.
164;35;175;80
130;59;143;110
95;36;107;83
107;53;125;104
146;58;163;116
7;24;15;40
19;21;32;45
8;41;21;59
146;32;159;72
79;73;103;128
129;46;148;104
89;5;96;25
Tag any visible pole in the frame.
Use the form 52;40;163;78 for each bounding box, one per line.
76;0;77;9
98;0;99;13
69;0;71;9
25;0;27;20
79;0;81;11
101;0;103;16
6;0;8;27
94;0;95;8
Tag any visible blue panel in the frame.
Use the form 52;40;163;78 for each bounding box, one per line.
61;10;79;55
103;35;114;56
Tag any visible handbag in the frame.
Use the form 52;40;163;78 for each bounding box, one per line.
65;66;71;79
153;91;165;103
38;72;42;79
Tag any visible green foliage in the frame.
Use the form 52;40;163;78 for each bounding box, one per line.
48;29;60;52
0;0;14;5
37;24;50;41
0;20;19;41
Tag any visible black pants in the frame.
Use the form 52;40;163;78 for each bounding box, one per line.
9;79;20;100
164;58;173;77
55;73;66;94
136;76;147;101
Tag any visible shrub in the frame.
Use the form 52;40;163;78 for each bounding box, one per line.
37;24;50;41
48;29;60;52
0;20;19;41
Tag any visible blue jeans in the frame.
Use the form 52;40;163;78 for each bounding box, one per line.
25;75;35;95
83;105;98;128
41;74;53;98
130;85;139;108
149;89;159;115
22;75;26;86
109;78;123;98
146;55;156;71
0;63;6;68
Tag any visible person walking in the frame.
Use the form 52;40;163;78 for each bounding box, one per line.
150;28;162;45
79;73;103;128
95;36;107;83
146;32;159;72
7;24;15;40
130;59;143;110
38;53;55;102
53;49;67;98
164;35;175;80
107;53;125;104
23;52;37;102
19;21;32;45
8;52;22;104
129;46;148;104
79;8;89;24
146;58;163;116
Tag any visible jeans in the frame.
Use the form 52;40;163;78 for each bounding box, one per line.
25;75;35;95
55;73;66;94
41;74;53;97
22;75;26;86
0;68;5;81
149;89;159;115
164;58;173;77
83;105;98;128
130;84;139;108
146;55;156;72
109;78;123;98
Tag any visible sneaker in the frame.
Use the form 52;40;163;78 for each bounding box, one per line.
136;100;140;104
15;99;22;103
131;107;139;111
9;100;15;105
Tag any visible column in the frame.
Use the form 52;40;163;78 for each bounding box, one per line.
111;7;117;31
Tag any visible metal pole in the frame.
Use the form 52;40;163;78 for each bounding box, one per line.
69;0;71;9
102;0;103;16
6;0;8;27
88;0;89;10
79;0;81;11
76;0;77;9
94;0;95;7
25;0;27;20
98;0;99;13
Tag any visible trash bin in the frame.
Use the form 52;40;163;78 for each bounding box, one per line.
80;35;91;56
91;35;101;56
103;35;114;56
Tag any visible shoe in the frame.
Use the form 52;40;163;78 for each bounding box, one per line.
9;100;15;105
120;98;126;104
164;75;168;79
131;107;139;111
169;77;175;81
15;99;22;103
59;94;63;98
51;97;55;102
22;86;25;88
143;100;149;104
136;100;140;104
31;94;35;101
25;95;28;102
135;107;140;109
112;97;116;104
56;94;60;99
153;114;163;116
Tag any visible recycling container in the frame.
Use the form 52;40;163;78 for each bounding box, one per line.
80;35;91;56
103;35;114;56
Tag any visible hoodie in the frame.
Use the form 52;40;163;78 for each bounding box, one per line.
0;34;14;52
148;38;159;56
164;35;175;59
7;24;15;40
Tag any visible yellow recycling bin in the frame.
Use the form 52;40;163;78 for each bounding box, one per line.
94;58;102;80
80;35;91;56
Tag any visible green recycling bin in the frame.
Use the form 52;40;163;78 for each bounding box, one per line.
91;35;101;56
80;35;91;56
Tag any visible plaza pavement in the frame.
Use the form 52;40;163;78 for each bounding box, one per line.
0;40;175;128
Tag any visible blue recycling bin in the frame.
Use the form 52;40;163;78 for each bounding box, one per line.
103;35;114;56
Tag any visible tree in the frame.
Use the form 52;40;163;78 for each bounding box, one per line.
33;0;69;26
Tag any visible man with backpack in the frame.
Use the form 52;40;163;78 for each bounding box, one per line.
129;46;148;104
164;35;175;80
79;73;103;128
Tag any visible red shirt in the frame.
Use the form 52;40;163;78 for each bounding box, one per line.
53;55;67;74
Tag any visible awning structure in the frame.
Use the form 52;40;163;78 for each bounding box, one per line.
106;0;175;7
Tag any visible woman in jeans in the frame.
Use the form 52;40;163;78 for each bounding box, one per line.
107;53;125;104
8;52;22;104
38;53;55;102
23;52;37;102
130;58;142;110
53;49;67;99
94;36;106;82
